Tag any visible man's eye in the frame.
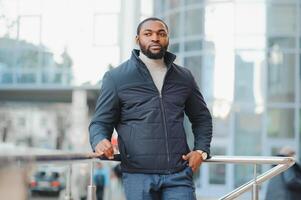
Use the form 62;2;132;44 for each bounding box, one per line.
144;33;151;36
159;33;167;37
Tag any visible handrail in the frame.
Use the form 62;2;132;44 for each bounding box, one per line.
0;152;295;200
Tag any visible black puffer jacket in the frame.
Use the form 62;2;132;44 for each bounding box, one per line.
89;49;212;174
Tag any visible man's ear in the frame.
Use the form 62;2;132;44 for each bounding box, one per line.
135;35;139;45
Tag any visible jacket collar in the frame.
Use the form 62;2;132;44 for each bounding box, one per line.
131;49;176;67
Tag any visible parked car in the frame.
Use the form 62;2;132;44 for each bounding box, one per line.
29;166;66;196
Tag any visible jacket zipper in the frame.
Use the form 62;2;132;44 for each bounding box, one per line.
142;63;171;171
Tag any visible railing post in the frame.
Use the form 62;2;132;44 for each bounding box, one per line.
87;161;96;200
65;164;73;200
252;164;259;200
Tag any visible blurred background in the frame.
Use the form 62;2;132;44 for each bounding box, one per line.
0;0;300;199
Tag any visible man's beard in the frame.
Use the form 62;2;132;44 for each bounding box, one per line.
139;41;168;59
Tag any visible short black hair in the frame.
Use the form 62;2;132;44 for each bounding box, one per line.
136;17;169;35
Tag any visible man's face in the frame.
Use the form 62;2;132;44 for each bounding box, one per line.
136;20;169;59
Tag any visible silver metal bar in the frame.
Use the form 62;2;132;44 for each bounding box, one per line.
251;164;258;200
0;154;293;165
0;152;295;200
219;162;294;200
64;164;73;200
87;161;96;200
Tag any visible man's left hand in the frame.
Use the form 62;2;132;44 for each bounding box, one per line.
182;151;204;172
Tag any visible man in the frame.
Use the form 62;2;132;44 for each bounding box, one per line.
265;147;301;200
89;17;212;200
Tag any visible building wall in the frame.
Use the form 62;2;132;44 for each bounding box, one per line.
154;0;301;198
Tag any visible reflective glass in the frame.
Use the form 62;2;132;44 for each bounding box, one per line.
234;112;262;187
234;51;265;103
267;53;295;102
168;12;181;39
169;43;179;53
268;37;296;50
184;40;202;51
213;115;230;137
267;4;297;34
167;0;181;9
184;8;204;36
209;147;226;184
235;112;262;156
267;108;294;138
184;55;214;101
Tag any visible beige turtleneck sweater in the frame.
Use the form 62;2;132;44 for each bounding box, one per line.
139;52;167;95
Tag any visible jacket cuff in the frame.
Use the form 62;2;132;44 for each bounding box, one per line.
91;134;110;151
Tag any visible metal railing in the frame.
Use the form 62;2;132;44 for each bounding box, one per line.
0;152;295;200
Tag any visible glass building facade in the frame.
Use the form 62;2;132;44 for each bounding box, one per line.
155;0;301;198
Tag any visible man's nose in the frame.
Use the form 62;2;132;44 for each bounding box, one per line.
151;34;159;41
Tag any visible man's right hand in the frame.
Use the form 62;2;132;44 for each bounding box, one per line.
94;139;114;159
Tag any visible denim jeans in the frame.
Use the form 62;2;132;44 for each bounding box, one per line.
122;166;196;200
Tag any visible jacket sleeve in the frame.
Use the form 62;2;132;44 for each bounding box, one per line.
89;71;120;151
184;70;212;156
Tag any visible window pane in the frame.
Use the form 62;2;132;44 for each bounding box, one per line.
184;8;204;36
267;4;297;35
209;147;226;185
184;54;215;101
168;12;180;39
169;43;179;53
213;115;230;138
267;108;294;138
235;112;262;155
167;0;180;9
234;51;265;103
268;37;296;50
185;0;204;5
185;40;202;51
267;53;295;103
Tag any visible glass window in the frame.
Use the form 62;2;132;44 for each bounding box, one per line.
94;14;119;46
184;8;204;36
234;51;265;104
184;54;214;101
234;111;262;187
234;164;262;187
168;12;181;39
167;0;181;9
267;108;294;138
185;0;204;6
184;40;202;51
268;37;296;50
169;43;179;53
267;4;297;35
267;53;295;103
184;56;202;87
213;115;230;138
209;147;226;185
235;112;262;156
17;72;36;83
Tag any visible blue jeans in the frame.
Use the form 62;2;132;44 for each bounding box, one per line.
122;167;196;200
